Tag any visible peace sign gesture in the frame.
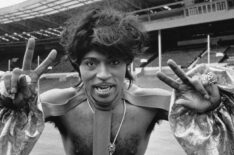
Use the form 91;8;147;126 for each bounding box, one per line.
1;38;57;106
156;59;220;113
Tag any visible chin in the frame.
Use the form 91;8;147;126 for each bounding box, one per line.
92;90;116;101
94;97;115;104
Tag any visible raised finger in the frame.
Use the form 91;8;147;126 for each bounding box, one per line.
11;68;22;94
156;71;180;89
167;59;191;85
35;49;57;76
22;38;35;71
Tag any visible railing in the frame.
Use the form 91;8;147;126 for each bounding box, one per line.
184;0;229;16
130;1;184;21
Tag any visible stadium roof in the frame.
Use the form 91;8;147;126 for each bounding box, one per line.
0;0;100;24
2;0;232;47
0;0;182;45
0;0;101;44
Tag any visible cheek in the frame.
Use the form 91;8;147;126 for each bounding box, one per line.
114;67;127;81
79;67;94;84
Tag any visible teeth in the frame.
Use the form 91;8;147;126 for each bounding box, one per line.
96;86;111;94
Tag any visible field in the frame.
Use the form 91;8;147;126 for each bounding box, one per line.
30;75;186;155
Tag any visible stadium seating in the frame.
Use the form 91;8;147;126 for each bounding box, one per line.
134;45;205;69
222;46;234;65
194;46;228;64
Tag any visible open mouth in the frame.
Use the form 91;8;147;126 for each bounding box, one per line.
94;85;114;96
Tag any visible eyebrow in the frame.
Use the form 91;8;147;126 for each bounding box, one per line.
82;56;119;62
81;57;101;64
82;57;97;60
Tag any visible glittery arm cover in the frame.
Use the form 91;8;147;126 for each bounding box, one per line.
0;91;44;155
169;64;234;155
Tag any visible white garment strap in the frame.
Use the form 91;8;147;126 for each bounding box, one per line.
93;109;112;155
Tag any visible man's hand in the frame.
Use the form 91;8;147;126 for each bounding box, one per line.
1;38;57;106
156;59;220;113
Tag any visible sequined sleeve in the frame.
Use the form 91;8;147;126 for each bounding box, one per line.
169;65;234;155
0;91;44;155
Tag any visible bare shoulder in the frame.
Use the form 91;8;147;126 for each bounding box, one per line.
40;87;77;105
128;83;171;96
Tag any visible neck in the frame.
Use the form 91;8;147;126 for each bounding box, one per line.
86;89;124;111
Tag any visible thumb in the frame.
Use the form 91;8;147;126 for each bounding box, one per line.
175;98;193;108
175;95;211;113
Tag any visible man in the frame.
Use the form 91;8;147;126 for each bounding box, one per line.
0;7;231;155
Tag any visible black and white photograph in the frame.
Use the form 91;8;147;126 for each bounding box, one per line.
0;0;234;155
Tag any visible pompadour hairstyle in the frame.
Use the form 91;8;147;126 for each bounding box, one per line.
60;7;146;82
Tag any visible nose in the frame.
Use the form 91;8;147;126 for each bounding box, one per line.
96;63;111;80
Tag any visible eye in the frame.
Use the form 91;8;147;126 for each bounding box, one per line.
86;61;95;67
110;59;120;65
82;59;97;69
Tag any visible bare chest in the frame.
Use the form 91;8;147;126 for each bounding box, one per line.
57;103;156;155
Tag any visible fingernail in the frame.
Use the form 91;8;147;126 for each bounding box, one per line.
11;88;16;94
11;94;15;100
204;94;210;100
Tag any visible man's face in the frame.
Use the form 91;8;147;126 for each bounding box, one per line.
79;50;127;108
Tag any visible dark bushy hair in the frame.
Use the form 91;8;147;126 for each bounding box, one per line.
60;7;146;82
